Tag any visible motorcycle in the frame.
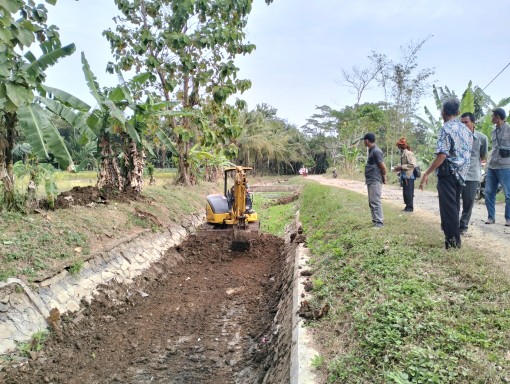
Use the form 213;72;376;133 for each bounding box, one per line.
476;169;502;200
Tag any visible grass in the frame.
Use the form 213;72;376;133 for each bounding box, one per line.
256;192;298;236
298;182;510;383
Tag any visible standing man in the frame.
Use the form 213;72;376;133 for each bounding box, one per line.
419;98;473;249
459;112;488;235
485;108;510;226
393;137;416;212
363;132;387;228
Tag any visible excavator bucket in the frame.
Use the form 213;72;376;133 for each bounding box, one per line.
231;221;260;251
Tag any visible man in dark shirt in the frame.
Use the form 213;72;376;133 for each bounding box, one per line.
363;132;387;227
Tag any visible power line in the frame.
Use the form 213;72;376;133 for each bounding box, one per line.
482;60;510;91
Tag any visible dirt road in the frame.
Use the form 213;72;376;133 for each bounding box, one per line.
1;232;288;384
309;175;509;269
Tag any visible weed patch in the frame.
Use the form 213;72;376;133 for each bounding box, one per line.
18;331;48;357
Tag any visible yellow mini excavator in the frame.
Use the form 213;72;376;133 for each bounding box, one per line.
205;166;259;250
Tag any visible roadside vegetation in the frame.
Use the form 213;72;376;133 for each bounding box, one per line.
299;182;510;383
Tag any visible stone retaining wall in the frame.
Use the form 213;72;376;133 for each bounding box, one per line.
0;213;204;354
260;221;299;384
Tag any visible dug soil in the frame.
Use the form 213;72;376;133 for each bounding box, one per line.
1;231;287;384
43;186;148;210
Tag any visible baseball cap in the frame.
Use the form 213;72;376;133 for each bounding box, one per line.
492;107;507;120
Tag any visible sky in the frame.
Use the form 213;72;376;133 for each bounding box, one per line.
45;0;510;128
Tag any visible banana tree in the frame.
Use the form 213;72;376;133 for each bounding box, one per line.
110;69;194;192
0;0;75;209
43;53;193;193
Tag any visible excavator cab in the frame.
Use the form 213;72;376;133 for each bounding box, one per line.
205;166;259;250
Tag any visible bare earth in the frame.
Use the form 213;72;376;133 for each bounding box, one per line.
310;175;510;274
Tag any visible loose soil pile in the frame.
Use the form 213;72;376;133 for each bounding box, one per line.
1;231;286;384
48;186;149;209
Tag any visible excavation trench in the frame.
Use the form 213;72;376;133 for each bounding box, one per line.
1;225;300;384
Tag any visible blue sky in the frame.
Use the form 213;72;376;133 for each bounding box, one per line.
45;0;510;127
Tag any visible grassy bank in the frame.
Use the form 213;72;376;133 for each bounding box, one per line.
0;172;215;282
298;182;510;383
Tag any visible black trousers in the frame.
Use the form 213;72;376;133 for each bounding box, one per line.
437;174;463;249
459;180;479;231
402;178;415;211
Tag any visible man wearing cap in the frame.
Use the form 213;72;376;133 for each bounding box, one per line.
459;112;488;235
393;137;417;212
485;107;510;226
363;132;387;228
419;98;473;249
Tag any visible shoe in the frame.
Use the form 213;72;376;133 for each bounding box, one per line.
460;230;468;237
485;218;495;224
506;220;510;227
445;238;461;250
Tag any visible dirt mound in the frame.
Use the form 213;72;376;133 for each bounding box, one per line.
1;231;287;384
41;186;148;209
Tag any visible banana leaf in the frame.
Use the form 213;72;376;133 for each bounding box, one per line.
81;52;104;106
18;104;74;170
460;85;474;114
102;99;126;125
155;130;178;156
24;44;76;79
41;85;91;111
38;96;96;142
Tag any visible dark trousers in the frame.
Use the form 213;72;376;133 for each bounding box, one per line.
459;180;479;231
402;178;415;211
437;174;463;249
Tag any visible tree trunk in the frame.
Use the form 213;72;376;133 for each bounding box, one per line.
160;146;167;168
125;137;145;193
176;139;192;185
204;165;222;182
1;112;17;209
97;133;123;191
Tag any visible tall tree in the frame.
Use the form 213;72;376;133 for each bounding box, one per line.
374;37;435;166
104;0;271;185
